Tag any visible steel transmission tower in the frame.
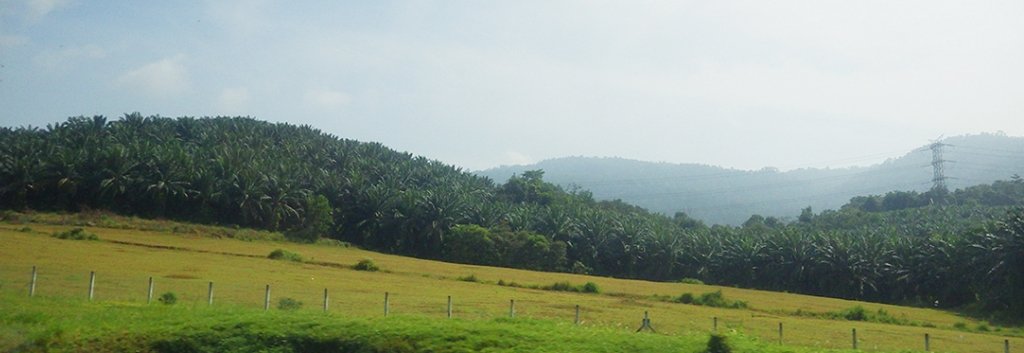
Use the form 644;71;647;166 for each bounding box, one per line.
929;140;950;192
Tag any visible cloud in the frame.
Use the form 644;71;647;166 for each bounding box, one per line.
33;44;106;71
217;87;251;114
116;54;189;96
27;0;72;18
0;34;29;48
303;88;351;111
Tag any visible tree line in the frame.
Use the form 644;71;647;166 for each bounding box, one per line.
1;115;1021;320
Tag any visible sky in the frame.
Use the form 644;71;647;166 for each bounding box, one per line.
1;1;1022;172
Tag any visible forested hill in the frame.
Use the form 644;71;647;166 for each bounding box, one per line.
2;115;1023;320
477;133;1024;225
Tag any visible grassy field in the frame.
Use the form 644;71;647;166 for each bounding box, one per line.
1;212;1021;352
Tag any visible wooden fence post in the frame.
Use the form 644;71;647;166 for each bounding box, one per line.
924;333;930;352
447;295;452;318
207;282;214;305
852;328;858;350
147;277;154;304
713;317;718;332
1005;339;1009;353
384;292;390;317
778;322;783;344
323;288;329;312
263;284;270;311
509;299;515;318
574;305;580;325
88;271;95;301
29;266;37;297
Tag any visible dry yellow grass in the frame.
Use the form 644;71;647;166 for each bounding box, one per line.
1;220;1020;353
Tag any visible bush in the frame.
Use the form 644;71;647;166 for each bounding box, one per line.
158;292;177;305
840;306;868;321
706;333;732;353
51;228;98;240
457;274;479;283
674;291;747;309
676;293;695;304
267;249;303;262
278;297;302;310
353;259;379;272
17;227;33;233
678;278;705;285
540;281;600;293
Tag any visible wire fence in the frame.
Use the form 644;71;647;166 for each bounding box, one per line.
4;263;1019;351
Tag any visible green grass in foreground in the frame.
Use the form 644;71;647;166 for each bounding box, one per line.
0;293;857;353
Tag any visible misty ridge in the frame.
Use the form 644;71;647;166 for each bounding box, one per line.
478;133;1024;225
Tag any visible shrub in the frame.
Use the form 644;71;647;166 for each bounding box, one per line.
540;281;600;293
158;292;177;305
706;333;732;353
51;228;98;240
581;282;600;293
676;293;695;304
840;306;868;321
457;274;479;283
267;249;303;262
952;322;968;330
17;227;33;233
278;297;302;310
977;323;991;332
678;278;705;285
353;259;379;272
675;291;747;309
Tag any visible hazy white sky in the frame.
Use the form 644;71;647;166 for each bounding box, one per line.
2;1;1022;171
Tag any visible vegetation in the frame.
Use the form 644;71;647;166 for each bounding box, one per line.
277;297;303;310
1;220;1021;353
51;227;98;240
706;333;732;353
541;281;601;294
675;291;748;309
353;259;380;272
158;292;177;305
267;249;303;262
1;115;1023;319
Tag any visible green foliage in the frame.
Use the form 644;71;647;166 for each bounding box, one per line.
678;278;704;285
17;226;32;232
457;274;480;283
267;249;303;262
706;333;732;353
540;281;600;294
284;195;332;242
51;228;98;240
158;292;177;305
353;259;379;272
675;291;747;309
277;297;302;311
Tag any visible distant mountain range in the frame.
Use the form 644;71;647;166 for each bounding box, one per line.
477;133;1024;225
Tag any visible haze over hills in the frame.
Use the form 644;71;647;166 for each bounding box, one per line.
477;133;1024;225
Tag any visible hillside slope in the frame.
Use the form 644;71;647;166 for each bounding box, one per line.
1;215;1021;353
477;133;1024;225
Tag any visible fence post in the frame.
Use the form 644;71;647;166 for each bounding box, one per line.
323;288;329;312
1005;339;1009;353
924;333;930;352
147;277;154;304
509;299;515;318
205;282;213;305
29;266;37;297
88;271;96;301
384;292;390;317
264;284;271;311
574;304;580;325
778;322;783;344
852;328;858;350
447;295;452;318
713;317;718;332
